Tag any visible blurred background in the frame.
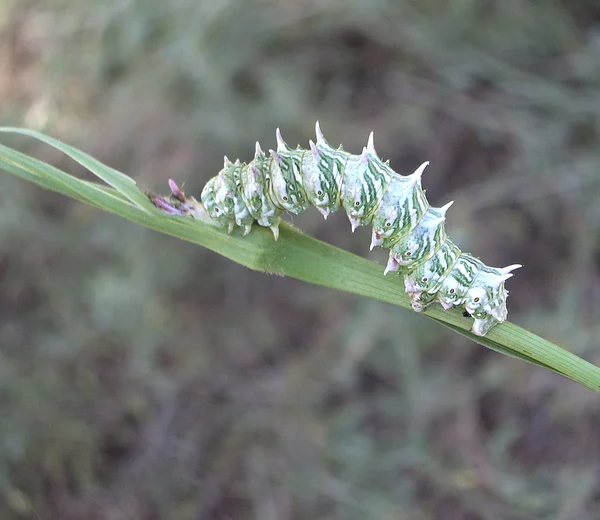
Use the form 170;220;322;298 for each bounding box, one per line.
1;1;600;518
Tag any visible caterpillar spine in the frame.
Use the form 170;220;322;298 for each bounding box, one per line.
149;122;521;336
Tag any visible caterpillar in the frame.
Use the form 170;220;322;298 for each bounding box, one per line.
148;123;521;336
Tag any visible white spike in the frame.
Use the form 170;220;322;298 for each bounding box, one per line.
500;264;522;274
490;273;514;287
309;140;321;160
408;161;429;184
224;156;233;167
275;128;288;151
254;142;263;157
439;200;454;215
315;121;325;144
348;215;360;232
243;224;253;236
367;131;378;157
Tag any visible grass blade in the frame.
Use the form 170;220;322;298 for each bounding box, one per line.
0;127;155;212
1;128;599;393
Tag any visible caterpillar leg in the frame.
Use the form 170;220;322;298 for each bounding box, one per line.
270;225;280;241
409;291;437;312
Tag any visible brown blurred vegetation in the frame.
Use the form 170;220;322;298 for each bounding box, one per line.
1;1;600;518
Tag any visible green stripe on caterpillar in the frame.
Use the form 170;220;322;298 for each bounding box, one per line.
148;123;521;336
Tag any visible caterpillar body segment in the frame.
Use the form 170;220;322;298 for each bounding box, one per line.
385;201;452;274
370;162;429;250
149;123;521;336
340;146;394;231
301;139;344;219
404;239;462;311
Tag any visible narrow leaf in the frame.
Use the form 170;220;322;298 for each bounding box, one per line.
1;129;599;393
0;127;155;212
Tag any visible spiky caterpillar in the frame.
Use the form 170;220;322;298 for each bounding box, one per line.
149;123;521;336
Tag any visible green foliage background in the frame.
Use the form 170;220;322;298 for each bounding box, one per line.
1;1;600;518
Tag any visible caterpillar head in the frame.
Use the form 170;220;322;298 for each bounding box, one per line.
464;274;512;321
464;265;520;320
464;286;490;318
